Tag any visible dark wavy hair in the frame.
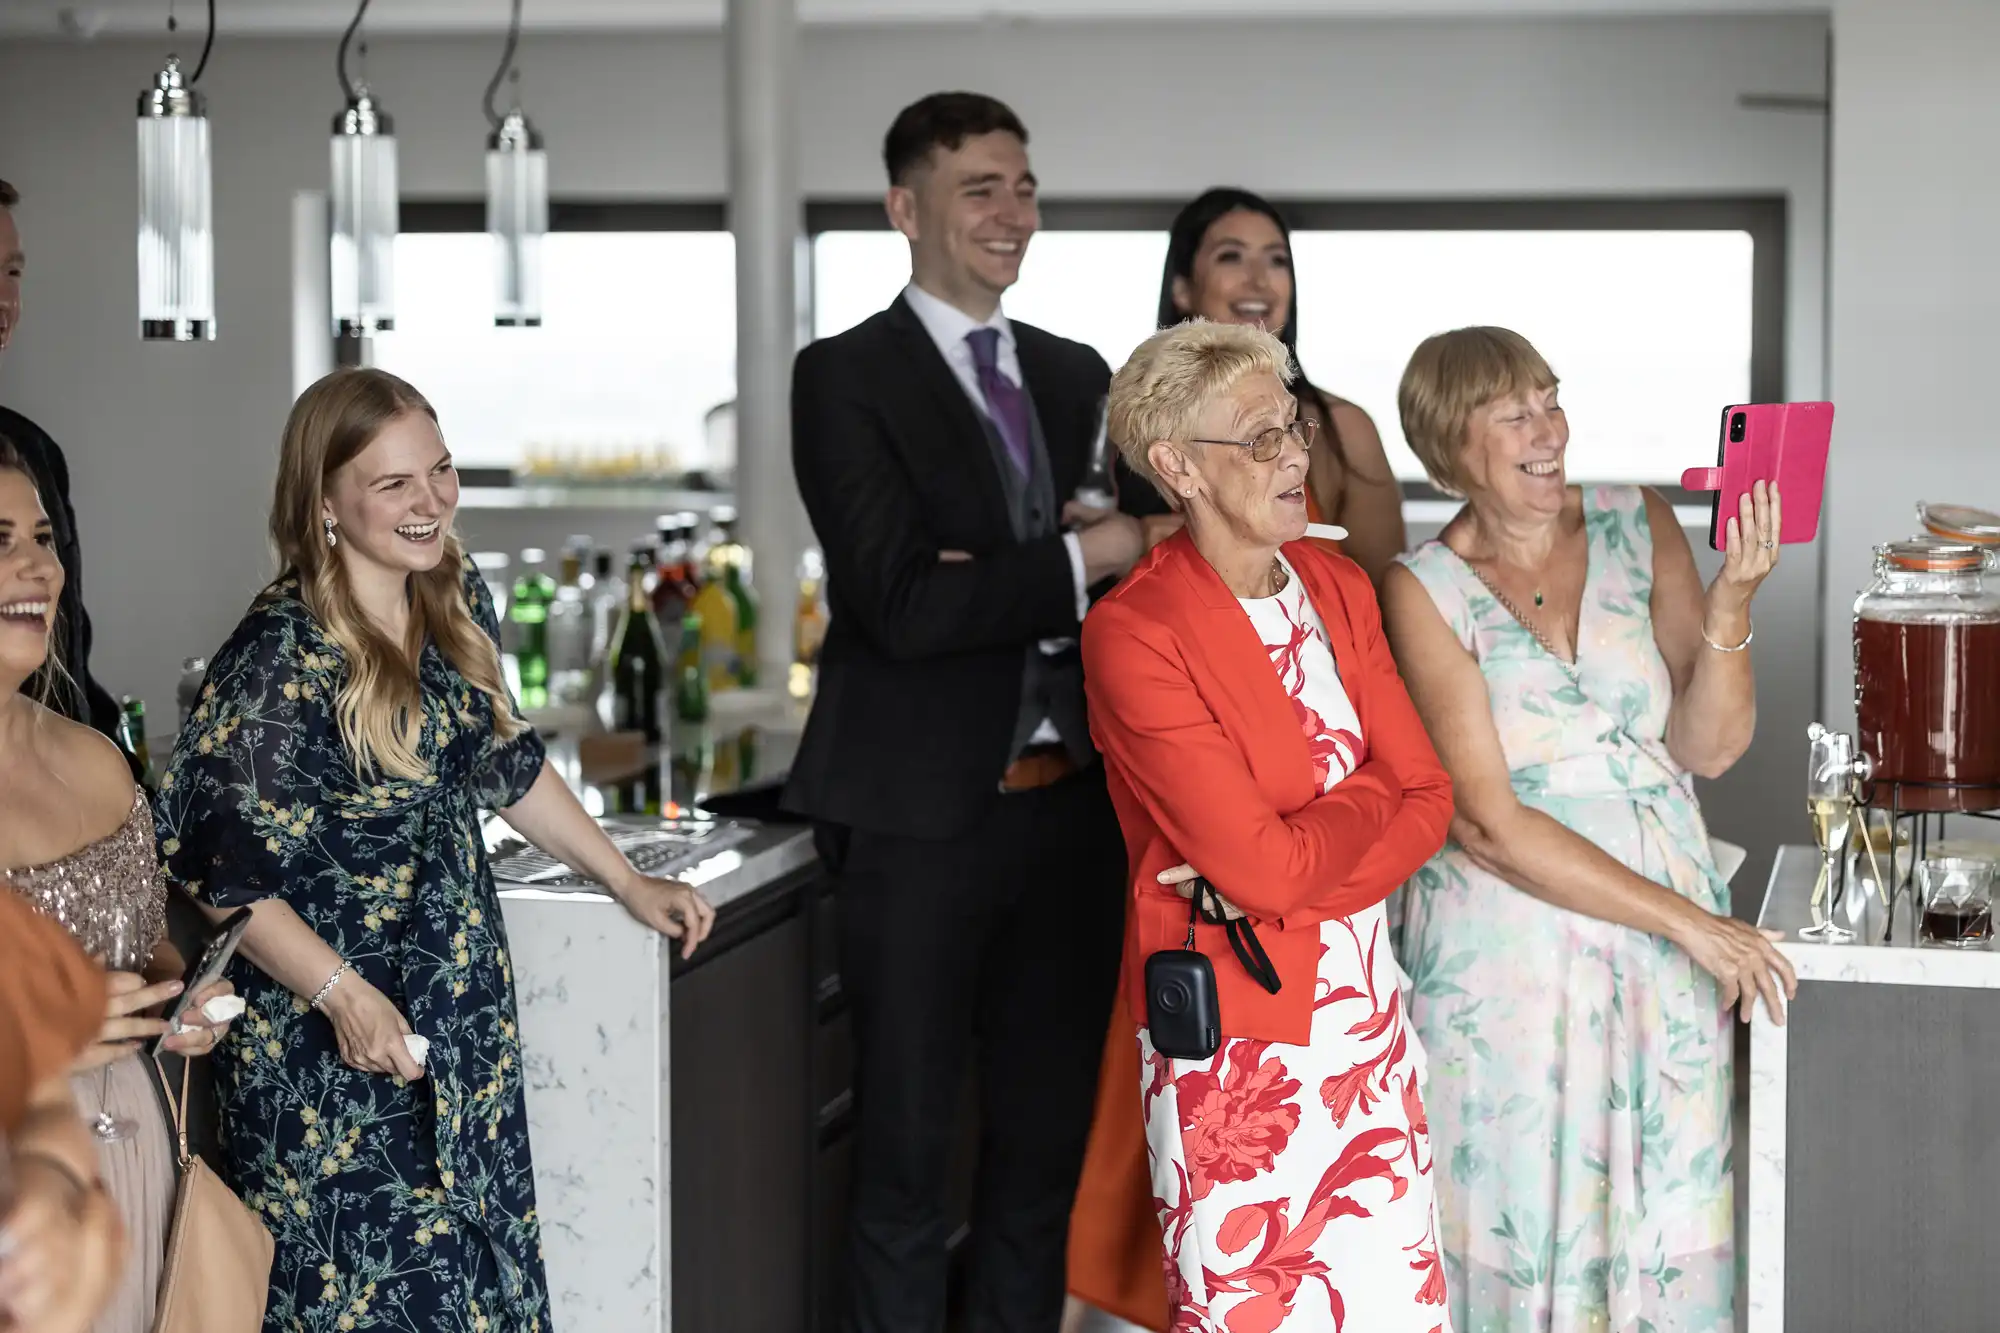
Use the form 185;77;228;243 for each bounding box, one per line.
1157;187;1371;483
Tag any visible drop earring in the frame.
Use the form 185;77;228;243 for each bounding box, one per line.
324;517;338;549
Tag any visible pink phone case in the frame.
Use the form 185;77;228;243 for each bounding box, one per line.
1680;401;1833;551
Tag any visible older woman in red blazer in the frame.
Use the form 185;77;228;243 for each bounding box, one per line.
1071;320;1453;1333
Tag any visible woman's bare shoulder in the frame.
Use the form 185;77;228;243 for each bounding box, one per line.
40;709;141;834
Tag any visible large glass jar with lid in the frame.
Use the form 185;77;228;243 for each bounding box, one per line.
1918;501;2000;548
1853;536;2000;811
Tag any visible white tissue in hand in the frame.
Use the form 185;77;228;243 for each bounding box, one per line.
404;1034;431;1066
201;995;248;1024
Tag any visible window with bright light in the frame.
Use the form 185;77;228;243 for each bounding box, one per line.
1289;230;1754;484
809;227;1754;485
371;231;736;477
813;230;1168;376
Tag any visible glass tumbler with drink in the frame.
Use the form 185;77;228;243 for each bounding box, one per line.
1917;856;1996;948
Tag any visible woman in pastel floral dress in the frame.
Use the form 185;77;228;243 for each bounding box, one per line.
155;369;715;1332
1379;328;1796;1333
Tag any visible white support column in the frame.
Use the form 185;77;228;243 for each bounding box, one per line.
727;0;809;689
1820;0;2000;725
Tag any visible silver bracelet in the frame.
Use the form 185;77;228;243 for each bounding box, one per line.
309;960;351;1011
1701;619;1754;653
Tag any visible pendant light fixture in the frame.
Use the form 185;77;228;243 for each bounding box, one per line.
484;0;547;327
136;0;217;342
329;0;398;339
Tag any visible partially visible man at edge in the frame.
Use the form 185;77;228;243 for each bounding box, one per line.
0;178;134;770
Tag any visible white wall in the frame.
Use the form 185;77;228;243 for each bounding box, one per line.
0;12;1827;732
1822;0;2000;731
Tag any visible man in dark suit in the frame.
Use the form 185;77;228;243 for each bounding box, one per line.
0;178;129;756
786;93;1146;1332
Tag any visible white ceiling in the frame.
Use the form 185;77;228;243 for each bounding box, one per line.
6;0;1826;39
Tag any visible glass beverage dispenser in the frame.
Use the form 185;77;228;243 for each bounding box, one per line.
1852;537;2000;813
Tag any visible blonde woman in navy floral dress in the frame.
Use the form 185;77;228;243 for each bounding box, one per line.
155;369;715;1333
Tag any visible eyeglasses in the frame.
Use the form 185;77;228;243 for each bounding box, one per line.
1190;416;1318;464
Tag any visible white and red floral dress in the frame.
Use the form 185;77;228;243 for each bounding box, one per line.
1138;555;1450;1333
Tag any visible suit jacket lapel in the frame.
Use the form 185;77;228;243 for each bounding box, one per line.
884;296;1013;526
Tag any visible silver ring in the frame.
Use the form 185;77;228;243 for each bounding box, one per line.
1761;540;1775;549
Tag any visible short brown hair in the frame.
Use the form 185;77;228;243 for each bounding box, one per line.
1109;320;1295;504
882;93;1028;186
0;179;17;209
1397;326;1558;495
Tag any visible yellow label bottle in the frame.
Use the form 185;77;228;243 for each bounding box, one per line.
690;573;739;693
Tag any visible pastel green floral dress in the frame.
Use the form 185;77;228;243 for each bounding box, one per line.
1395;486;1734;1333
153;558;551;1333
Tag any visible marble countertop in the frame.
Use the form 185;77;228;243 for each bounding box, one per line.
1757;842;2000;987
488;816;817;916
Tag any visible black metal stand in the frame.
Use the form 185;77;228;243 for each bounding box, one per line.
1857;777;2000;940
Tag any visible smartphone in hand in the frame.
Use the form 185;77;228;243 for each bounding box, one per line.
1682;401;1834;552
151;906;253;1058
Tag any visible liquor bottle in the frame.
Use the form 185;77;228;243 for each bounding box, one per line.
587;548;621;673
473;551;513;640
651;515;699;630
690;539;741;693
510;549;557;711
175;656;208;731
607;545;670;813
545;541;593;706
709;506;759;688
790;548;827;702
674;611;710;724
118;696;159;792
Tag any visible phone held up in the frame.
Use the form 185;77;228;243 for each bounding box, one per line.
1680;401;1834;553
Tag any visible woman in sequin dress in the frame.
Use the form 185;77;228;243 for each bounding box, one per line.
0;434;241;1333
154;369;715;1333
1380;328;1795;1332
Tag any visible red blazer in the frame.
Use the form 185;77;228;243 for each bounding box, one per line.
1081;531;1453;1044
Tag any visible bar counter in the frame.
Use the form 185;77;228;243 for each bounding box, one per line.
1748;842;2000;1333
489;688;844;1332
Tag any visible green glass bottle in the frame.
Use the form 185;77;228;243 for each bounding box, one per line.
674;611;710;724
118;695;158;792
510;548;557;710
606;545;669;813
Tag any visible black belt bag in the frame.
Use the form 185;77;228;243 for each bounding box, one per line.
1143;877;1281;1061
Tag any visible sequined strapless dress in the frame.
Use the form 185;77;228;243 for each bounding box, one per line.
7;791;176;1333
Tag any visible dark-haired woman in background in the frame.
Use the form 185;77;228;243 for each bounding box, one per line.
1119;187;1407;584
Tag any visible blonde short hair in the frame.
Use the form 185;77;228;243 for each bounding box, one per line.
1108;320;1295;503
1397;326;1559;495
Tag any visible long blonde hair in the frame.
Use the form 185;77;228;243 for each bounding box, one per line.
270;368;522;781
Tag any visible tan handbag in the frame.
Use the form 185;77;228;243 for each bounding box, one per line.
150;1054;274;1333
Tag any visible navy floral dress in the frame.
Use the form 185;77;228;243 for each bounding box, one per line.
154;559;552;1333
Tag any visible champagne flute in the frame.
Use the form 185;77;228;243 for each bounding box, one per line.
90;900;146;1143
1071;397;1115;511
1800;724;1859;943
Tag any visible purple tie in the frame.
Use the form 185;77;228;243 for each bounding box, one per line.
966;327;1033;478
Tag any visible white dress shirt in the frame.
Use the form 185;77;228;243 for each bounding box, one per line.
902;282;1088;747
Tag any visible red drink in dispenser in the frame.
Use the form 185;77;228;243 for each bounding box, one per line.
1853;537;2000;812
